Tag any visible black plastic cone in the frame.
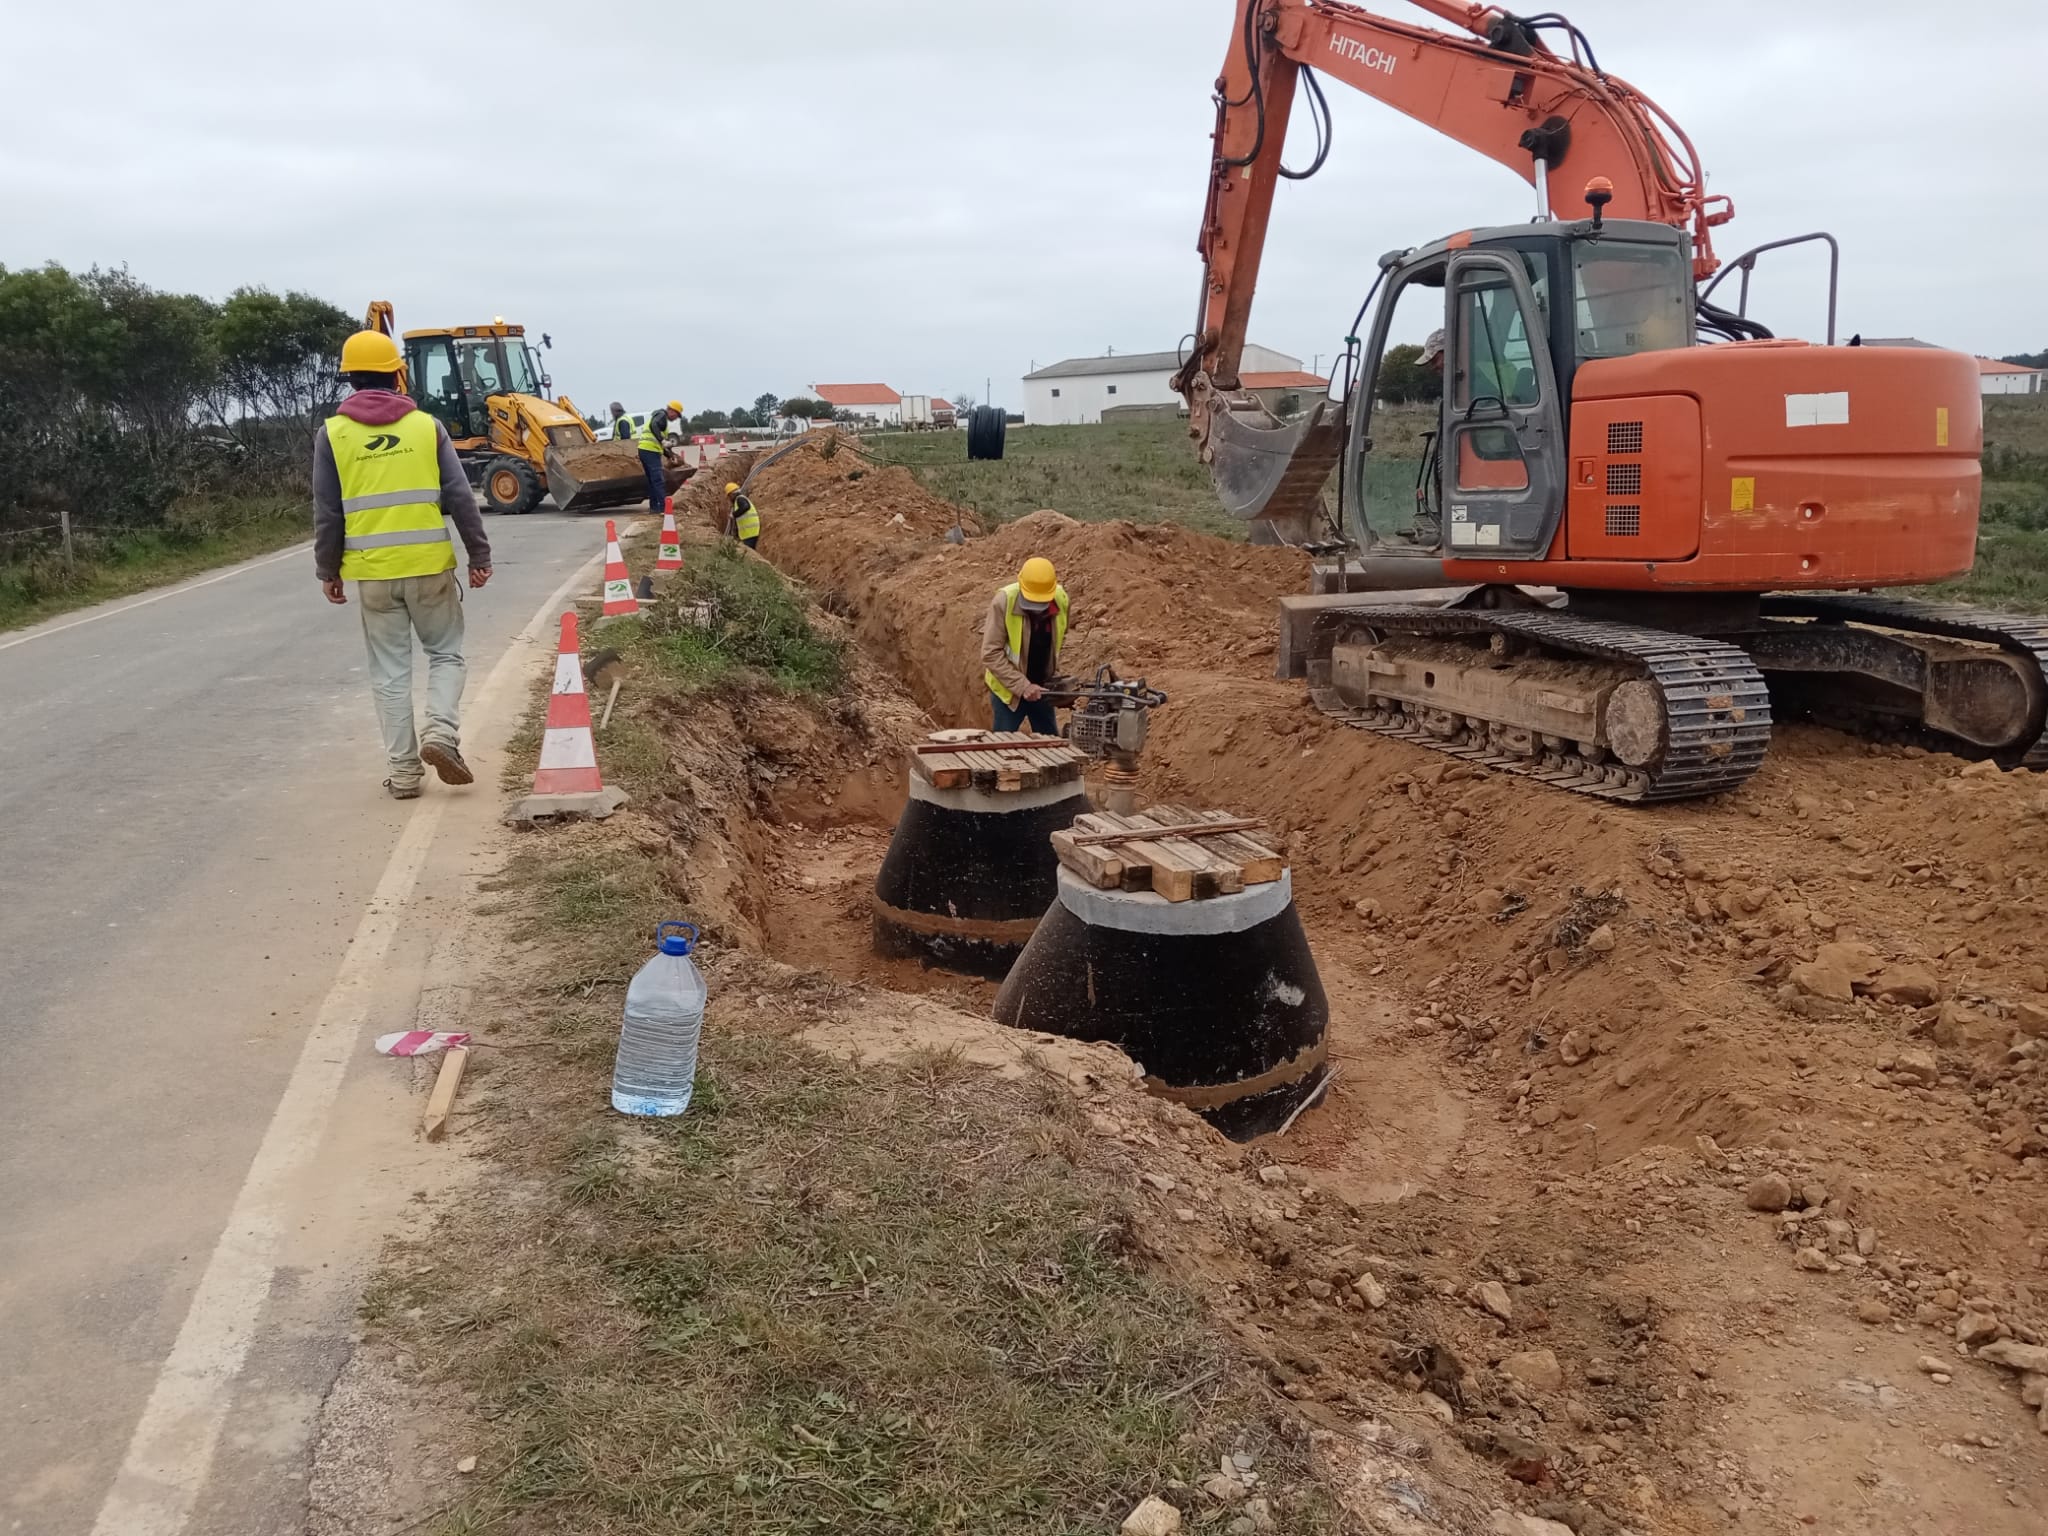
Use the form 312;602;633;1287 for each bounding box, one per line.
993;869;1329;1138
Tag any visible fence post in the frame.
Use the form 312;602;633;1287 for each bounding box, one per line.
59;509;75;575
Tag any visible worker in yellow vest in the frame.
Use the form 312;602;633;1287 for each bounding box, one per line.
635;400;683;513
726;482;761;548
314;330;493;800
980;556;1069;734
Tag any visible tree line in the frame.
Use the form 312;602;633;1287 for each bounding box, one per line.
0;262;354;535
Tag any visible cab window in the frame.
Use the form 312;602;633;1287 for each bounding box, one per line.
1453;275;1541;410
1572;243;1689;358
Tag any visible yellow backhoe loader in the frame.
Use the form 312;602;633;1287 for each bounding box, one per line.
363;301;686;514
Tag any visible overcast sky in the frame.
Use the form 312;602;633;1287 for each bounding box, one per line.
6;1;2043;414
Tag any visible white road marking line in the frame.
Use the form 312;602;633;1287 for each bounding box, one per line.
90;549;606;1536
0;543;312;653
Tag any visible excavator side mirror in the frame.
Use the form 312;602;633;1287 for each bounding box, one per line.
1584;177;1614;232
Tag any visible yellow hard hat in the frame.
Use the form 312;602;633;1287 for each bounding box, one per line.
725;482;740;495
338;330;402;375
1017;557;1058;604
667;399;683;414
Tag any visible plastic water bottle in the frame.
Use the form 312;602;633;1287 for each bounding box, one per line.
612;921;706;1116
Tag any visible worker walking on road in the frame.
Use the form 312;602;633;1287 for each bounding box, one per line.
315;330;493;800
726;482;760;548
635;400;682;512
608;400;632;441
981;556;1068;735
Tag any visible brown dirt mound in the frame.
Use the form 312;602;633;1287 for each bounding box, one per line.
704;426;2048;1532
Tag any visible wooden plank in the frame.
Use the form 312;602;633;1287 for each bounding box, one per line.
1192;808;1285;884
912;747;971;790
1139;807;1243;898
1065;815;1269;848
423;1045;471;1142
1050;826;1125;888
1070;812;1153;892
1095;811;1209;902
913;736;1042;756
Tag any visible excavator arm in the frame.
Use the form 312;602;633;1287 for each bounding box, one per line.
1174;0;1731;501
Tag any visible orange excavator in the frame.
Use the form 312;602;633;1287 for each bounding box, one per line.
1175;0;2043;801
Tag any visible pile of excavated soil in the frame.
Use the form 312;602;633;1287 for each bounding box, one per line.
677;429;2048;1534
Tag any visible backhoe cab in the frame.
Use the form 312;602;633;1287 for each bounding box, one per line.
362;302;678;515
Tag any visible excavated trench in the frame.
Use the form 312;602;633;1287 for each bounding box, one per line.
629;457;2048;1531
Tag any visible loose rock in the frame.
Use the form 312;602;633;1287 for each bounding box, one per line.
1472;1280;1515;1321
1894;1049;1939;1087
1856;1298;1891;1325
1500;1348;1565;1393
1353;1272;1388;1309
1956;1311;2002;1347
1746;1173;1794;1212
1122;1496;1183;1536
1978;1339;2048;1374
1558;1030;1590;1066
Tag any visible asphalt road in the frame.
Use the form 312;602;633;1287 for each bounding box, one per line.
0;511;610;1534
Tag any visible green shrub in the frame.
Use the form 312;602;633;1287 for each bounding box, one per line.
640;542;844;693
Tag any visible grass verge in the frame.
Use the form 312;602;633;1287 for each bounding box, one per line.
0;494;308;631
866;422;1247;540
424;531;1325;1532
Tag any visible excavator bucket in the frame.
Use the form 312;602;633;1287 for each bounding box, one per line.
544;440;687;514
1207;396;1345;547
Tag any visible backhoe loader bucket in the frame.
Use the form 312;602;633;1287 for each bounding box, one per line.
545;440;688;514
1208;395;1345;547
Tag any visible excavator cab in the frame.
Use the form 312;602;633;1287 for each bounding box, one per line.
1344;218;1691;562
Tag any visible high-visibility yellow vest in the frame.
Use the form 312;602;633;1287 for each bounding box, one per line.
326;410;453;582
985;581;1068;706
732;494;760;540
612;415;633;440
634;415;664;453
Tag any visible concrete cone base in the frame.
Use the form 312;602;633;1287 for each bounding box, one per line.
871;776;1090;978
504;784;630;825
993;868;1329;1139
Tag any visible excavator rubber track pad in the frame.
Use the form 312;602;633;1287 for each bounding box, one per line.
1759;594;2048;768
1306;605;1773;803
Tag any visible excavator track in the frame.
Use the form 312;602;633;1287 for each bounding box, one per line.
1758;594;2048;768
1307;606;1773;803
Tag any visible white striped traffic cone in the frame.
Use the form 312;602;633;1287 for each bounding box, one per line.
655;499;683;572
601;519;638;615
506;612;629;823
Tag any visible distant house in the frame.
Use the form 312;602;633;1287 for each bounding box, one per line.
1978;358;2046;397
813;383;903;425
1851;339;2043;396
1240;369;1331;415
1022;344;1305;425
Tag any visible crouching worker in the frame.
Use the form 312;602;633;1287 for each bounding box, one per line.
726;482;760;548
981;556;1068;735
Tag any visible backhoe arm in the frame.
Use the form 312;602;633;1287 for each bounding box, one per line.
1175;0;1729;427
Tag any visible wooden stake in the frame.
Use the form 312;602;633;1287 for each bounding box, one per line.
600;678;621;730
423;1045;470;1142
59;509;74;575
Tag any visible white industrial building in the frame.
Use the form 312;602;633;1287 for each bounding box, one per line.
1979;358;2046;396
1023;344;1308;425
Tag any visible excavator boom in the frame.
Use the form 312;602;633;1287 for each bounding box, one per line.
1176;0;1729;497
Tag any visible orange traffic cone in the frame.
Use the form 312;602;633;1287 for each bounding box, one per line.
655;499;683;572
505;612;629;823
601;519;638;615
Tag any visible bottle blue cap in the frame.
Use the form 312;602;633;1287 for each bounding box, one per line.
656;920;698;956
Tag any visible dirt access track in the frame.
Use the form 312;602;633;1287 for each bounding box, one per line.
671;431;2048;1534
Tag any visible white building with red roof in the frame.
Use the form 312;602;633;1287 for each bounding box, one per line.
812;383;903;425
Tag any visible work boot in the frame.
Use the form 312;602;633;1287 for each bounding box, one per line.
420;740;474;786
384;778;423;801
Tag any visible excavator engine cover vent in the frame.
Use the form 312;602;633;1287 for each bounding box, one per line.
1570;396;1701;561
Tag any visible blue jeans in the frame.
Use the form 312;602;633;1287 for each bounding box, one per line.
639;448;666;512
991;691;1058;735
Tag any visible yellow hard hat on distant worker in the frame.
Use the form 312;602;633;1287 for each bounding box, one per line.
725;482;740;495
1018;557;1058;605
667;399;683;414
338;330;403;375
